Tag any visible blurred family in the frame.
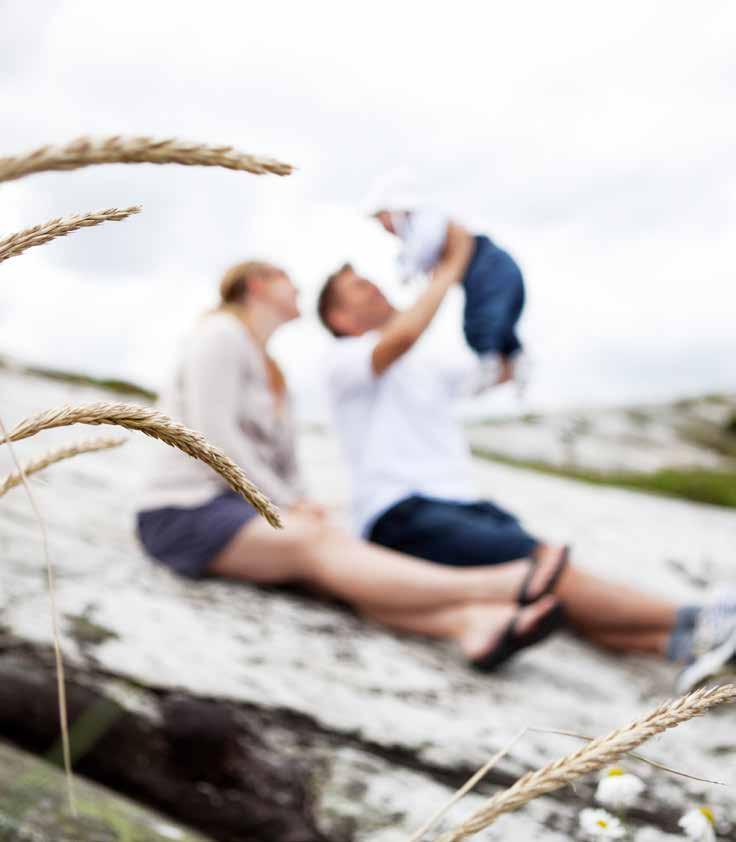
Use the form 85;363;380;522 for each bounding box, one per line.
135;248;736;689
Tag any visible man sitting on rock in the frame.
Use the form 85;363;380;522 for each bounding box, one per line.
316;239;736;690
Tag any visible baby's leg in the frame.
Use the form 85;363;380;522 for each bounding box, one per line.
500;278;525;358
462;239;525;358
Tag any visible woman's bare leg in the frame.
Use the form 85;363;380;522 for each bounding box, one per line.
210;512;541;611
210;513;679;637
361;596;558;660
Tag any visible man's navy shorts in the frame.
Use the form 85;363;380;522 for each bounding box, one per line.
368;494;538;566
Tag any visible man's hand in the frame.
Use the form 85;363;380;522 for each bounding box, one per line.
371;221;474;376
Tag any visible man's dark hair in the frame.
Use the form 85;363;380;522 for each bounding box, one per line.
317;262;352;337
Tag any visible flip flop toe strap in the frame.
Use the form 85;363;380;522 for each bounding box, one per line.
471;603;566;673
518;545;570;606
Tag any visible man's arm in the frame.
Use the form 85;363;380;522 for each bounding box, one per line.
372;222;474;376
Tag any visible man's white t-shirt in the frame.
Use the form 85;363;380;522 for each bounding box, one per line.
327;332;477;536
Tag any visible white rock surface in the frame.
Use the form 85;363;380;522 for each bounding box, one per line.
467;396;736;473
1;368;735;841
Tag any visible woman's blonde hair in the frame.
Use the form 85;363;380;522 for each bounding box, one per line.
218;260;282;305
216;260;288;398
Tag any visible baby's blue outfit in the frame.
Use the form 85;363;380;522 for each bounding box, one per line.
396;210;525;357
463;235;524;358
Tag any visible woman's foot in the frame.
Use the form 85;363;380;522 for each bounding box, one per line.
459;595;562;666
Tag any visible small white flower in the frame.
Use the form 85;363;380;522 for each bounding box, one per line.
579;808;627;839
679;807;716;841
595;767;645;810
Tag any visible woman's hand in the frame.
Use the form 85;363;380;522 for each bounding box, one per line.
289;499;330;521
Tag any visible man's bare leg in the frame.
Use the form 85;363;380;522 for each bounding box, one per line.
555;565;677;632
582;628;670;657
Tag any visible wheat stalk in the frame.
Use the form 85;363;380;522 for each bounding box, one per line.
408;729;527;842
0;401;282;527
0;436;126;498
0;414;76;813
0;136;293;183
0;206;141;265
434;684;736;842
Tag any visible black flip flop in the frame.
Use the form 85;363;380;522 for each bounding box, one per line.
517;545;570;606
470;601;566;673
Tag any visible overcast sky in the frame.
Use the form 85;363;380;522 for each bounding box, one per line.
1;1;734;420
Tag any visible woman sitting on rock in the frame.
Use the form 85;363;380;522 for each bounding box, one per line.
136;261;733;686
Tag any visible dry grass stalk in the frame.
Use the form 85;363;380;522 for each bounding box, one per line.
0;206;141;265
0;136;293;183
1;401;282;527
408;729;527;842
0;436;126;498
434;684;736;842
527;726;726;785
0;414;76;814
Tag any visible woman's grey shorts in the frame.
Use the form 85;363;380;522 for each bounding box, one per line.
137;491;258;578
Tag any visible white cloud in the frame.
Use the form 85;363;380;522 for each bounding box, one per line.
1;0;734;420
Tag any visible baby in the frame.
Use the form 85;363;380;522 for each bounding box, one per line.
373;207;527;390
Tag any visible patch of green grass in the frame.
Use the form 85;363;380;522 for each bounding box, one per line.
472;447;736;508
26;365;157;401
471;412;542;427
0;356;157;401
